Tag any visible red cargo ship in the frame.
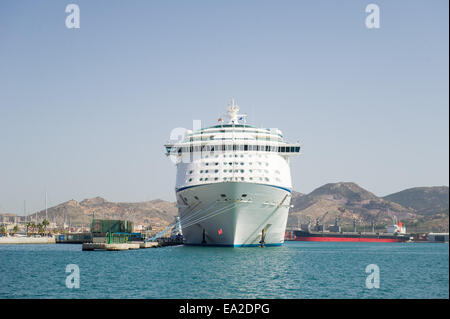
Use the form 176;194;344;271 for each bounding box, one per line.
285;221;410;243
285;229;409;242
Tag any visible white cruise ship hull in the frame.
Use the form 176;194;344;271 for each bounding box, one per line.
176;182;291;247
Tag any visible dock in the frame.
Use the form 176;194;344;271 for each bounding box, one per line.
0;236;56;244
82;241;165;251
82;242;140;251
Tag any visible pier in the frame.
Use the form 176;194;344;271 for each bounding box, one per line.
82;241;163;251
0;236;56;244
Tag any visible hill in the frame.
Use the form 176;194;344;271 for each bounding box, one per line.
31;197;178;229
383;186;449;216
288;183;448;232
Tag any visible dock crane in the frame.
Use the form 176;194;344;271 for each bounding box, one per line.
314;211;329;232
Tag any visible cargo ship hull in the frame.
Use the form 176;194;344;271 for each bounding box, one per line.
286;230;409;243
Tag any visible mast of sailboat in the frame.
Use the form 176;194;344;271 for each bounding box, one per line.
45;191;48;221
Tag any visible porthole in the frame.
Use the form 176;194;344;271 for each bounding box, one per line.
188;178;192;182
200;178;203;181
215;169;219;173
214;177;218;181
200;170;203;173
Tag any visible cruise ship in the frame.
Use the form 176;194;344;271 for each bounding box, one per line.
164;99;301;246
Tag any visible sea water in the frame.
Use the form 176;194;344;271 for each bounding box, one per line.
0;242;448;299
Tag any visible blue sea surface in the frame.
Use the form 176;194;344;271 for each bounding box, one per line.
0;242;448;299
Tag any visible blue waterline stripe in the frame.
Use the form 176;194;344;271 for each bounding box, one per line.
184;243;283;247
176;182;292;194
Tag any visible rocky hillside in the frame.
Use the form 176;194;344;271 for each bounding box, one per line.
383;186;449;216
32;197;178;228
288;183;448;232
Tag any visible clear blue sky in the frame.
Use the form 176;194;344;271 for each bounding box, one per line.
0;0;448;215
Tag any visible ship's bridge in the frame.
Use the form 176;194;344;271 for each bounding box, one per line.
165;99;301;157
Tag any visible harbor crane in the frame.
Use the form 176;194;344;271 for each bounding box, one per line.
314;211;329;232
